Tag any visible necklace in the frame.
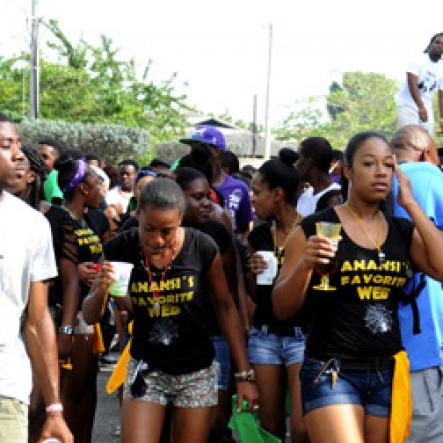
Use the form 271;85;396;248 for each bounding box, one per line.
344;203;386;265
272;213;300;262
144;242;178;317
62;205;88;229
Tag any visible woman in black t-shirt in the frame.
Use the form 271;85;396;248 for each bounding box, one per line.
176;166;239;443
83;178;258;443
247;149;307;442
45;156;107;443
273;132;443;443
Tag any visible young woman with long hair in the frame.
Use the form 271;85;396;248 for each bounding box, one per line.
273;131;443;443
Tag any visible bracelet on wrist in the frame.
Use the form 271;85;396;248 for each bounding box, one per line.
57;325;74;335
46;403;63;413
234;369;256;383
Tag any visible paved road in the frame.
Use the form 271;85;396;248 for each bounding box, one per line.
92;364;121;442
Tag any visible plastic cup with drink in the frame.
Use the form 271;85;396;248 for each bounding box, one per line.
255;251;278;286
108;261;134;297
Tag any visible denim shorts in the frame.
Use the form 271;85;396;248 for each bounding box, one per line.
211;335;231;391
300;356;393;417
248;326;305;366
123;358;219;408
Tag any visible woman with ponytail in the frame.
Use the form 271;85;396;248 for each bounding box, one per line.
247;148;308;442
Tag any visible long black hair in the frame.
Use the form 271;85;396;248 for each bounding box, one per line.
21;146;48;209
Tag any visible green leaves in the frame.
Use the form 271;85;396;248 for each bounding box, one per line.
0;20;190;162
274;72;399;149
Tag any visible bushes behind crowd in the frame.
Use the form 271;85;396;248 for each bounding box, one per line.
18;118;150;164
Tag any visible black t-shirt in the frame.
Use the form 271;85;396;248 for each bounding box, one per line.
300;208;413;359
197;220;230;256
248;222;307;335
119;215;138;233
104;227;219;374
46;205;108;305
191;220;231;335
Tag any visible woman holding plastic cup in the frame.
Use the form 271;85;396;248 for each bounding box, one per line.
247;148;307;442
83;177;258;443
273;131;443;443
45;154;109;443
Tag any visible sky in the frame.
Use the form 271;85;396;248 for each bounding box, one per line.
1;0;443;127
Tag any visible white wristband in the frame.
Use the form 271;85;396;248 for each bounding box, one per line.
46;403;63;413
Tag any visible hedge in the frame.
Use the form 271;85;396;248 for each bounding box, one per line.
18;118;150;164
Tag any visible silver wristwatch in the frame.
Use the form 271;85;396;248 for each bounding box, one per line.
57;325;74;335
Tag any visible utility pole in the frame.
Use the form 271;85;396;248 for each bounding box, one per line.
30;0;39;119
252;94;257;157
263;24;273;161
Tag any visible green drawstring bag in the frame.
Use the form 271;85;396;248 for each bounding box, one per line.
228;395;282;443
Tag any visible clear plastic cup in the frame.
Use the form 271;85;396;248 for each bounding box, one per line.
109;261;134;297
256;251;278;286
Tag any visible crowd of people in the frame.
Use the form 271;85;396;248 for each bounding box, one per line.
1;31;443;443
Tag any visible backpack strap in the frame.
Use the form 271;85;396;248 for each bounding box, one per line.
398;273;426;335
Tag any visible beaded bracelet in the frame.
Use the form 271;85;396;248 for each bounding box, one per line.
46;403;63;413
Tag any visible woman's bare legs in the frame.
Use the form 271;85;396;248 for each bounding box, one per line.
304;404;365;443
62;334;98;443
364;415;389;443
253;363;286;439
172;406;212;443
287;362;308;443
121;400;166;443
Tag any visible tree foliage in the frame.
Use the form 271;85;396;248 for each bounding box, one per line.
0;20;191;159
274;72;399;149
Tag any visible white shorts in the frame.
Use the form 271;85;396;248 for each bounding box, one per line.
397;102;434;135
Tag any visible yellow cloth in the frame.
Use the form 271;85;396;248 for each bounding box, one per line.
60;336;74;371
61;359;72;371
93;323;105;354
390;351;412;443
106;321;133;394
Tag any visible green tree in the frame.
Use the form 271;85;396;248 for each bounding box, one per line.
274;72;399;149
0;20;192;160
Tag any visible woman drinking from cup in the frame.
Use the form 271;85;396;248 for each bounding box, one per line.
82;177;258;443
273;131;443;443
247;149;307;442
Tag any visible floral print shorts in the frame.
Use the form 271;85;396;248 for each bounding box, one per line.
123;358;219;408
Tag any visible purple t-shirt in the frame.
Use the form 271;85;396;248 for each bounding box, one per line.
215;174;253;231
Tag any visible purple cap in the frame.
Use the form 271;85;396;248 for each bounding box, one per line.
180;126;226;151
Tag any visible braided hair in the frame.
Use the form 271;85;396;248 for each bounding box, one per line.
21;146;48;209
